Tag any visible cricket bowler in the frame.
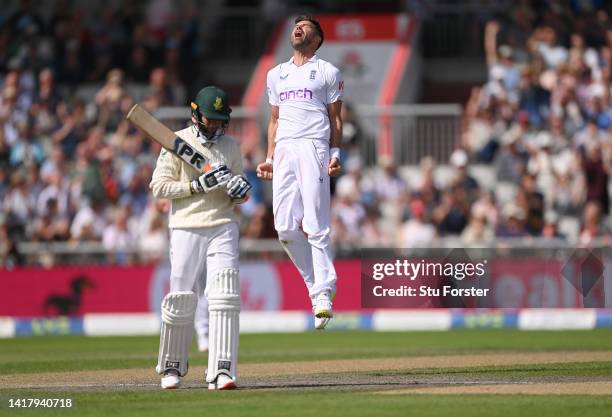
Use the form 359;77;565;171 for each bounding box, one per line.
150;86;251;390
256;15;344;329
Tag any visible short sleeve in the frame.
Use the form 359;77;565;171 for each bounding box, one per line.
326;65;344;104
267;67;279;106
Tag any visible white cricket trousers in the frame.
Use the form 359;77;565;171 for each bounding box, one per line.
273;139;337;299
169;223;239;295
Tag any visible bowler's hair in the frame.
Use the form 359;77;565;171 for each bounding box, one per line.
294;15;324;50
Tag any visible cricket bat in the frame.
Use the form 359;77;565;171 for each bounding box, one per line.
126;104;210;172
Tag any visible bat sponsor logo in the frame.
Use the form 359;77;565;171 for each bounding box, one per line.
173;137;207;169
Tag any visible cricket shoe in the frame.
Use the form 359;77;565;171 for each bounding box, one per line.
161;370;181;389
314;291;333;321
314;314;331;330
208;373;237;390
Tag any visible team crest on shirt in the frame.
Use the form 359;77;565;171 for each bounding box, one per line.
309;70;316;80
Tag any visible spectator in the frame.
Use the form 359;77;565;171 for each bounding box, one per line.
398;199;436;248
139;211;168;263
415;156;441;214
0;219;22;269
3;169;33;240
374;156;409;228
9;121;45;167
541;210;565;240
551;171;584;216
145;67;177;107
461;205;494;245
36;168;71;219
39;145;65;180
361;206;387;246
471;190;499;228
449;149;479;202
495;124;528;182
516;174;545;236
496;203;527;238
30;198;70;242
51;99;89;159
582;141;610;215
527;131;557;203
573;117;607;149
70;198;107;241
340;102;363;158
579;201;607;245
332;173;366;246
102;206;137;264
374;156;409;203
95;69;127;130
432;187;469;236
530;25;568;70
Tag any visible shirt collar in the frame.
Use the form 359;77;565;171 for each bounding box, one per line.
288;54;318;66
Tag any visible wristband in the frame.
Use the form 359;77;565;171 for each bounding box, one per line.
189;180;202;194
330;147;341;160
265;157;273;164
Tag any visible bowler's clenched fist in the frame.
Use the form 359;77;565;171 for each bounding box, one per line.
256;161;273;180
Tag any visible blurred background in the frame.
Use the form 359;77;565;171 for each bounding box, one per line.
1;0;611;329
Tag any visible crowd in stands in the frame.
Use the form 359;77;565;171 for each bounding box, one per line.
0;1;202;267
1;1;611;268
331;1;611;249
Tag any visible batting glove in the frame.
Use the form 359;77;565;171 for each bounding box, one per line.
226;175;252;202
190;164;232;194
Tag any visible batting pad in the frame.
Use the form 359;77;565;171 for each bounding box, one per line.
156;291;197;376
206;268;240;383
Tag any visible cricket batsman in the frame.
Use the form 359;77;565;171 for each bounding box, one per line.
150;86;251;390
256;15;343;329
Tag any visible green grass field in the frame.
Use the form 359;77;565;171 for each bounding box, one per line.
1;330;612;417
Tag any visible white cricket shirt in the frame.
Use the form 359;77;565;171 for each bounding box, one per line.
267;55;344;142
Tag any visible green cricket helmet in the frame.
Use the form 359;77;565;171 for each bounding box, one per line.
191;86;232;123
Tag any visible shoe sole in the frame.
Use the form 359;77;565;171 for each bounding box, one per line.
208;381;237;390
161;381;180;389
314;317;331;330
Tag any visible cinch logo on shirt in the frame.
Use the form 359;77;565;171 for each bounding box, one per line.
279;88;313;101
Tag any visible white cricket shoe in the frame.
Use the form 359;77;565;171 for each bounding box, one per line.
208;373;237;390
314;315;331;330
314;292;333;320
161;370;181;389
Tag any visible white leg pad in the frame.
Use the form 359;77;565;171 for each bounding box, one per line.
206;268;240;383
155;291;197;377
